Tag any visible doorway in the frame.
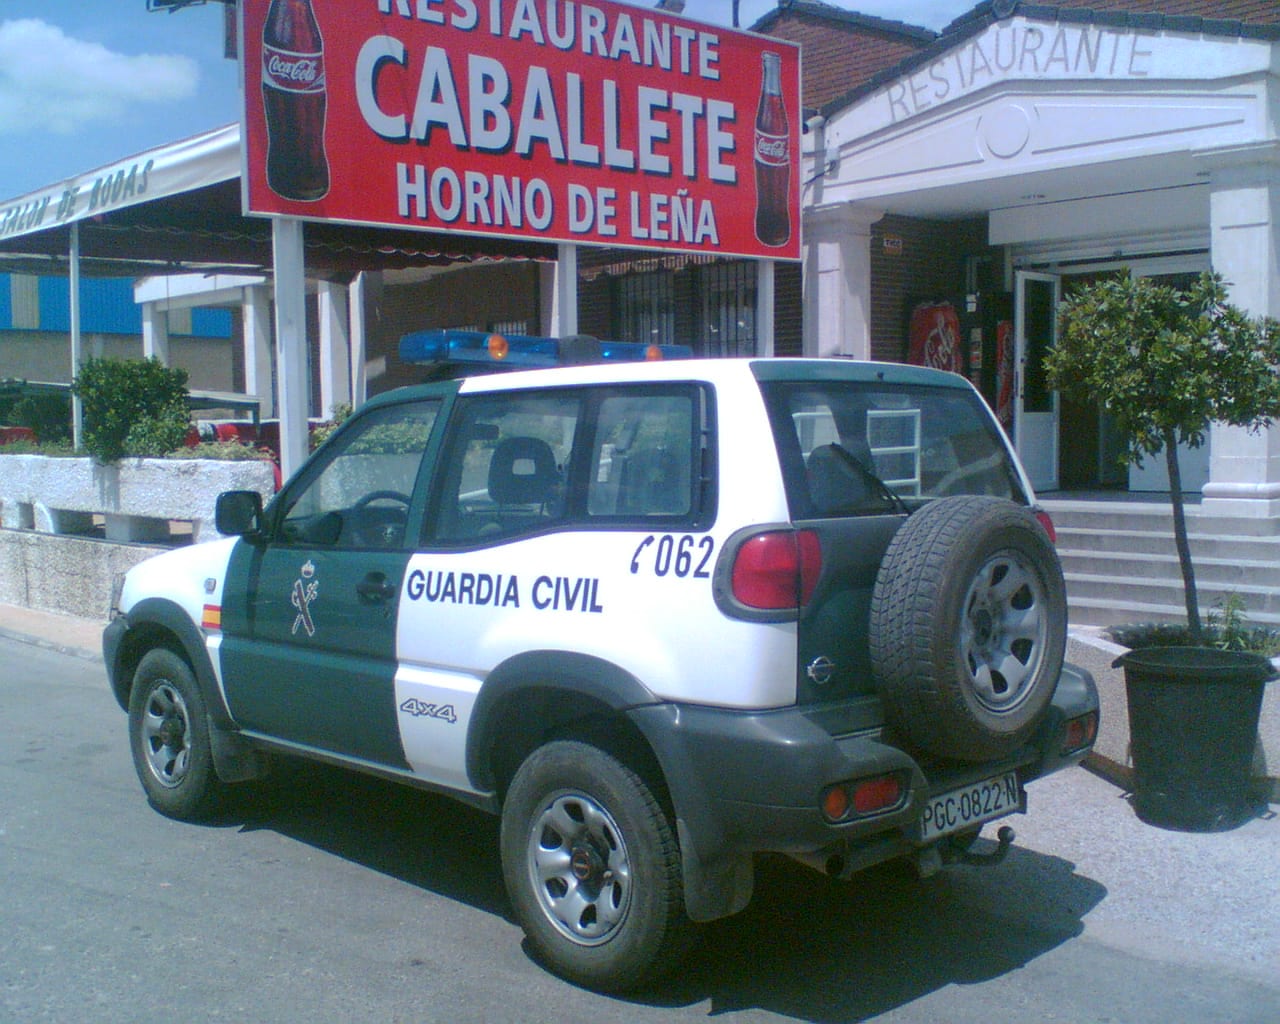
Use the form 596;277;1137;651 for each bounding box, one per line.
1014;254;1210;493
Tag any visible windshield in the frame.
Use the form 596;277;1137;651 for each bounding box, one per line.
760;380;1025;519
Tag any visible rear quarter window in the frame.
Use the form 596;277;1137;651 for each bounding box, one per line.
761;381;1024;519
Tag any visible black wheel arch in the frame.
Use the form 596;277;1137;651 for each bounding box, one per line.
108;599;221;716
466;650;659;798
109;597;264;783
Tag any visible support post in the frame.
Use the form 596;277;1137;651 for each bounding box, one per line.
756;260;776;357
802;201;882;359
242;284;275;418
318;280;351;418
348;272;371;410
271;218;310;482
1199;143;1280;518
70;222;84;449
141;305;171;365
554;243;578;336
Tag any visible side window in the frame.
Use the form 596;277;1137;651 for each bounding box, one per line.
587;392;695;518
434;392;579;542
276;400;439;549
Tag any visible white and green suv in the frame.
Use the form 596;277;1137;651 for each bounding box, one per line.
104;338;1098;992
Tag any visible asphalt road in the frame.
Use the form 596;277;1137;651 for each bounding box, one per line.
2;636;1278;1023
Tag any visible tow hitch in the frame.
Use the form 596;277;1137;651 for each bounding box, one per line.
917;825;1017;877
954;825;1016;867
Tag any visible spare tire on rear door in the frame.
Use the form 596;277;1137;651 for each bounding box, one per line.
869;496;1066;762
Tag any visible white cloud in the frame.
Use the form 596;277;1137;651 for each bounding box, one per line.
0;18;198;135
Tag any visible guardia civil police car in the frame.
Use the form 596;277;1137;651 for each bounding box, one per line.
104;331;1098;992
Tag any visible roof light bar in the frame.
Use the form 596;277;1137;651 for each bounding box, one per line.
399;330;692;370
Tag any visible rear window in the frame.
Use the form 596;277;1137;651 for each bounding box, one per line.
760;381;1024;518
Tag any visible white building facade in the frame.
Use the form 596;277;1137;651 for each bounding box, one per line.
802;6;1280;517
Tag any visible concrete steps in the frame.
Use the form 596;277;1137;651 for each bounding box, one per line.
1040;498;1280;628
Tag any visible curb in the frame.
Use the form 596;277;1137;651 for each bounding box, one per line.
0;624;100;663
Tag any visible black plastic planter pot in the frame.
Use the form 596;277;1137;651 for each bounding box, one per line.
1114;646;1276;832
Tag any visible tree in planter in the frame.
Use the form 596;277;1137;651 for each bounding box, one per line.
71;356;191;463
1046;272;1280;641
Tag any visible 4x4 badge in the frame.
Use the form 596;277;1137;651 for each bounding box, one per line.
291;560;319;637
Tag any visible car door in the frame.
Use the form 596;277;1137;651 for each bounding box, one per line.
219;396;443;767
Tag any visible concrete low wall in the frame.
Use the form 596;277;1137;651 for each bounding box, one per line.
0;454;275;543
1068;628;1279;802
0;529;162;620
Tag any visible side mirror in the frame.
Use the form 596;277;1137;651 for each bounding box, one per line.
215;490;264;537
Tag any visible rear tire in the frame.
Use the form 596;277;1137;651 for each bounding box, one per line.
870;496;1066;761
128;649;225;820
500;740;692;992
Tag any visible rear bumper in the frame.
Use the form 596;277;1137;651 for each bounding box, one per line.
629;662;1099;919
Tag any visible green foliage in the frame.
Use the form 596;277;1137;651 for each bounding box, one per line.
71;357;190;463
168;440;274;462
344;419;429;456
309;403;352;450
1108;596;1280;657
1047;272;1280;639
11;393;72;443
0;438;75;456
1048;272;1280;462
120;401;192;458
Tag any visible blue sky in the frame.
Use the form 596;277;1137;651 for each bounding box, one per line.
0;1;974;203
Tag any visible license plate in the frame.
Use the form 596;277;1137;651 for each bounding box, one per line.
919;771;1023;841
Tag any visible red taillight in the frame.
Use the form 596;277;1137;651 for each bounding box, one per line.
730;529;822;610
1034;509;1057;543
821;773;906;822
853;774;904;815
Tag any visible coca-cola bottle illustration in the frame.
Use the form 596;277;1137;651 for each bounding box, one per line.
753;51;790;247
261;0;330;201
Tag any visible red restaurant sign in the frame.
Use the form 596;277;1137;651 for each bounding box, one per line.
241;0;801;260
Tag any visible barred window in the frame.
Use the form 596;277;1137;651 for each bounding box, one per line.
615;272;674;346
699;262;756;357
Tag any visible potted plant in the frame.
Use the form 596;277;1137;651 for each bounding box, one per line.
1046;271;1280;830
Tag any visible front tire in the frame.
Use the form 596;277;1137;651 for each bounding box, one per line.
500;740;692;992
128;648;224;820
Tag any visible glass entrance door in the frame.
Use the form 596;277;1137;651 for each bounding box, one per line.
1014;271;1060;492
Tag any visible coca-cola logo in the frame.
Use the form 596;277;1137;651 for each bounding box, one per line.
263;47;324;91
754;133;789;166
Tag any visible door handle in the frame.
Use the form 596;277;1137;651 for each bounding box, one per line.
356;572;397;603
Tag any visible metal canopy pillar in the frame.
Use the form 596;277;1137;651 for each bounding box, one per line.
555;243;578;336
272;218;310;481
69;222;84;448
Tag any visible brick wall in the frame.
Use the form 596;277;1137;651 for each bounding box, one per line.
869;215;992;364
755;7;933;112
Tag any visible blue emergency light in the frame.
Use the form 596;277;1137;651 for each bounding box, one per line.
399;330;692;372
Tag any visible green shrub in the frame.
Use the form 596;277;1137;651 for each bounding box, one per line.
72;357;190;463
168;440;274;462
310;403;352;450
11;392;72;443
0;438;75;456
121;400;192;457
1108;595;1280;657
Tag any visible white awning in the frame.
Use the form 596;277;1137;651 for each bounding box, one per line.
0;123;240;245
